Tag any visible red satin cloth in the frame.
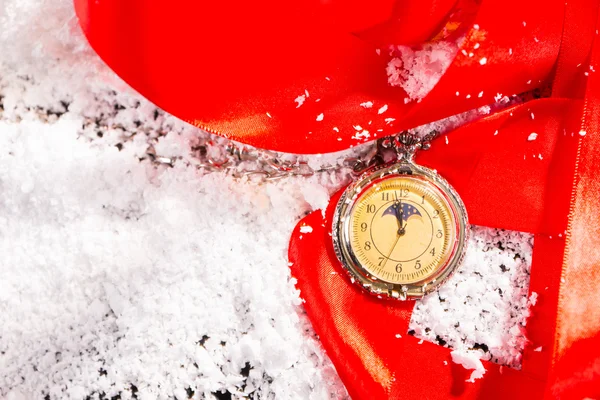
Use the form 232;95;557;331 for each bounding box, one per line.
287;3;600;399
73;0;600;398
74;0;563;153
289;98;581;399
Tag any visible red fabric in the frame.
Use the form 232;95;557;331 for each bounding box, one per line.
74;0;563;153
287;1;600;396
74;0;600;397
289;99;581;399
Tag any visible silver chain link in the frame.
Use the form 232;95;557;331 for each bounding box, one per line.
79;115;441;180
144;129;440;179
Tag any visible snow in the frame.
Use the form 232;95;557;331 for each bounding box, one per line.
451;350;486;382
411;227;535;368
377;104;388;114
294;95;306;108
299;225;314;234
530;292;539;306
0;118;347;399
387;41;460;101
0;0;536;398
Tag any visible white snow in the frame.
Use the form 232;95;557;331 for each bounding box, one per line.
0;118;348;399
387;41;460;102
295;95;307;108
450;350;486;382
411;227;534;368
299;225;314;234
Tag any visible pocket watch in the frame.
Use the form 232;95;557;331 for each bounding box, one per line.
332;132;468;300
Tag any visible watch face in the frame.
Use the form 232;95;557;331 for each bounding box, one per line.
333;163;468;300
348;175;456;285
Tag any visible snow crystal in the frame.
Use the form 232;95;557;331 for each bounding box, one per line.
300;183;330;215
528;132;538;141
479;57;487;65
529;292;539;306
316;113;324;122
387;40;459;102
351;130;371;141
377;104;388;114
451;350;486;382
295;95;307;108
360;101;373;109
300;225;313;234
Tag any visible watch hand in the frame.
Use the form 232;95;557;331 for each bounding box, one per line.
394;200;405;235
382;234;401;269
398;207;406;235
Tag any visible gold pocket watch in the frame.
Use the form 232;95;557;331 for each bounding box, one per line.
332;132;468;300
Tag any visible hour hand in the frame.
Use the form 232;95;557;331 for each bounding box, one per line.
393;201;405;234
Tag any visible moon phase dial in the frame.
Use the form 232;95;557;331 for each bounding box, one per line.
333;162;468;300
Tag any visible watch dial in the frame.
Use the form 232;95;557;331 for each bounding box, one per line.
348;175;457;285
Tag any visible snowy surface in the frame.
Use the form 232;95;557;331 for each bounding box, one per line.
0;1;535;399
410;227;534;368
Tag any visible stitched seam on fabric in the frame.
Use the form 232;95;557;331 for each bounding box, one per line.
551;9;600;374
